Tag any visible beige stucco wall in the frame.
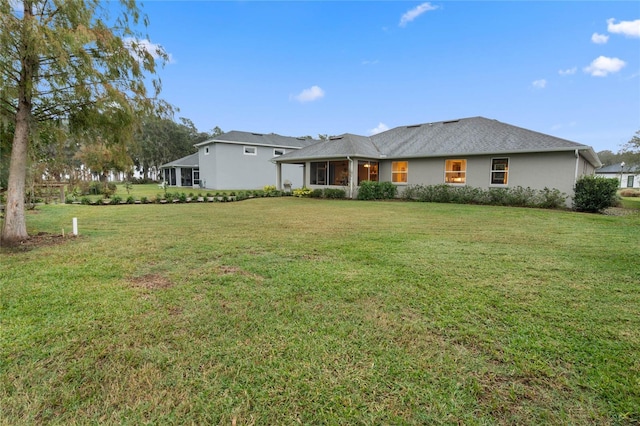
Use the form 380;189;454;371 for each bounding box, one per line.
379;151;589;200
302;150;597;203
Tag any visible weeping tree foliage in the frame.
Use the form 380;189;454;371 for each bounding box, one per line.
0;0;169;245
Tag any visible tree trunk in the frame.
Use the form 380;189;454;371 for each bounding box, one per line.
1;109;30;245
1;1;35;246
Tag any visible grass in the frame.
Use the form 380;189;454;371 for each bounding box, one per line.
66;183;243;203
1;198;639;424
620;196;640;210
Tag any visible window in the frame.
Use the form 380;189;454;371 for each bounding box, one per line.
310;160;350;185
628;175;635;188
204;147;210;155
490;158;509;185
274;149;285;156
445;159;466;184
358;161;379;184
391;161;408;183
329;160;350;185
310;162;327;185
193;170;200;186
244;146;257;156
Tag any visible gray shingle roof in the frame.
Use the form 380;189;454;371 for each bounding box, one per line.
160;152;199;169
371;117;588;157
277;116;601;167
597;163;639;173
195;131;317;149
277;133;381;161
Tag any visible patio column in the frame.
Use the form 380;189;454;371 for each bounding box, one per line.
276;162;282;190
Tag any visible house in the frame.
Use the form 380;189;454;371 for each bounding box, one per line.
160;131;317;189
595;162;639;189
274;116;602;202
159;152;200;187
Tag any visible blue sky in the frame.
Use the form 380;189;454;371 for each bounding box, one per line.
139;1;639;153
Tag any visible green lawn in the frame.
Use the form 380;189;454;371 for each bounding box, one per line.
1;199;639;424
620;196;640;210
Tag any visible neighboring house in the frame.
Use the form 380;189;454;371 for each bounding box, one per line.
160;132;316;189
274;116;602;203
595;162;640;189
160;152;200;187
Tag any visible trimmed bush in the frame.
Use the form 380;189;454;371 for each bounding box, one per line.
323;188;346;199
573;176;619;213
402;184;567;209
357;181;397;200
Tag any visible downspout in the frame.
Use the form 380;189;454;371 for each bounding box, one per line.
574;149;580;181
347;156;354;199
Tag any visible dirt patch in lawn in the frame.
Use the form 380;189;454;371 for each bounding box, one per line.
129;273;174;290
0;232;76;253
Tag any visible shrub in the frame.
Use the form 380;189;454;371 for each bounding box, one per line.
357;181;397;200
324;188;346;199
293;187;313;198
573;176;619;213
126;196;136;204
109;195;122;205
378;181;397;199
80;197;92;205
537;188;567;209
140;196;148;204
309;189;324;198
619;189;640;198
403;184;567;209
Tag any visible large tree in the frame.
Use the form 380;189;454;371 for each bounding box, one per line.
0;0;168;244
132;117;213;180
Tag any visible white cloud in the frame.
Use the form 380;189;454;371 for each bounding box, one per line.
583;56;626;77
362;59;380;65
124;38;174;64
591;32;609;44
399;2;439;27
607;18;640;38
558;67;577;76
532;79;547;89
369;123;389;135
291;85;325;103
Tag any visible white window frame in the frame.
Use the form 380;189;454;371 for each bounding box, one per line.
243;146;257;156
391;161;408;184
274;148;285;156
490;157;509;186
204;146;210;155
444;159;467;185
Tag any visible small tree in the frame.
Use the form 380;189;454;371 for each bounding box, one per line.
621;130;640;167
573;176;619;213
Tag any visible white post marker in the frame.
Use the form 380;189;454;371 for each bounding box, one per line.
72;217;78;236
